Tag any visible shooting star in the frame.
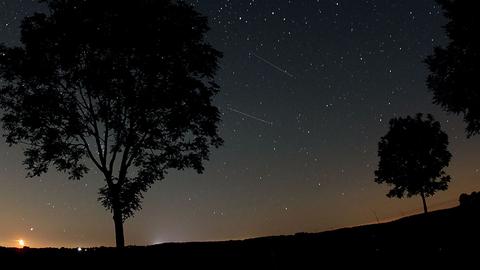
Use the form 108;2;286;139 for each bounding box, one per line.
252;53;295;78
227;107;274;126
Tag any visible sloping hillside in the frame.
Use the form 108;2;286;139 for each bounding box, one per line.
2;204;479;266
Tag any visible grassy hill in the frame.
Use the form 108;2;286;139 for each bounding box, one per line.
1;204;479;266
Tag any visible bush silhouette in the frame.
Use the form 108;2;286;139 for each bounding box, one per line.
459;191;480;208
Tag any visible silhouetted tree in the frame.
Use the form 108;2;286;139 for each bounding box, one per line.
0;0;223;247
425;0;480;136
375;114;451;214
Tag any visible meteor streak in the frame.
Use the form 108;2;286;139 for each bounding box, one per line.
252;53;295;78
227;107;273;126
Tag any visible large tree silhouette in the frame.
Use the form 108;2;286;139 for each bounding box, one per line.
425;0;480;136
375;114;451;214
0;0;223;247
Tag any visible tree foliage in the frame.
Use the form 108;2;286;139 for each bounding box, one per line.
0;0;223;246
375;114;451;211
425;0;480;136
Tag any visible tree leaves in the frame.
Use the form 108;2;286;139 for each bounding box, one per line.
426;0;480;137
0;0;223;222
375;114;451;199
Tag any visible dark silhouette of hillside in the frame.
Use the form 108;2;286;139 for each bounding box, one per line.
2;196;479;267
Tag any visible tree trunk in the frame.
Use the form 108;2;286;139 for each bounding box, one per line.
113;204;125;248
420;192;428;214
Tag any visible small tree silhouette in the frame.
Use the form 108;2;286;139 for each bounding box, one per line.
425;0;480;136
0;0;223;247
375;114;452;214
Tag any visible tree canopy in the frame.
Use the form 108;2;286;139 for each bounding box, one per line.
0;0;223;247
375;114;451;213
425;0;480;136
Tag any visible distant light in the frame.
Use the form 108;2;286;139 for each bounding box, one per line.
18;239;25;247
77;247;82;252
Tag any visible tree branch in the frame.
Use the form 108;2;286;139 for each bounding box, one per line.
86;91;106;166
126;131;150;168
78;134;105;174
103;97;110;170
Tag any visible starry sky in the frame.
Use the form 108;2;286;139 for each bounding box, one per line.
1;0;480;248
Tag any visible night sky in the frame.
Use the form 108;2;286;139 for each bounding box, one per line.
1;0;480;248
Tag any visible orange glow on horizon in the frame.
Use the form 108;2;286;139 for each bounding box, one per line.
18;239;25;248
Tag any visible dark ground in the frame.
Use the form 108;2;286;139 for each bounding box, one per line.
2;203;479;267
